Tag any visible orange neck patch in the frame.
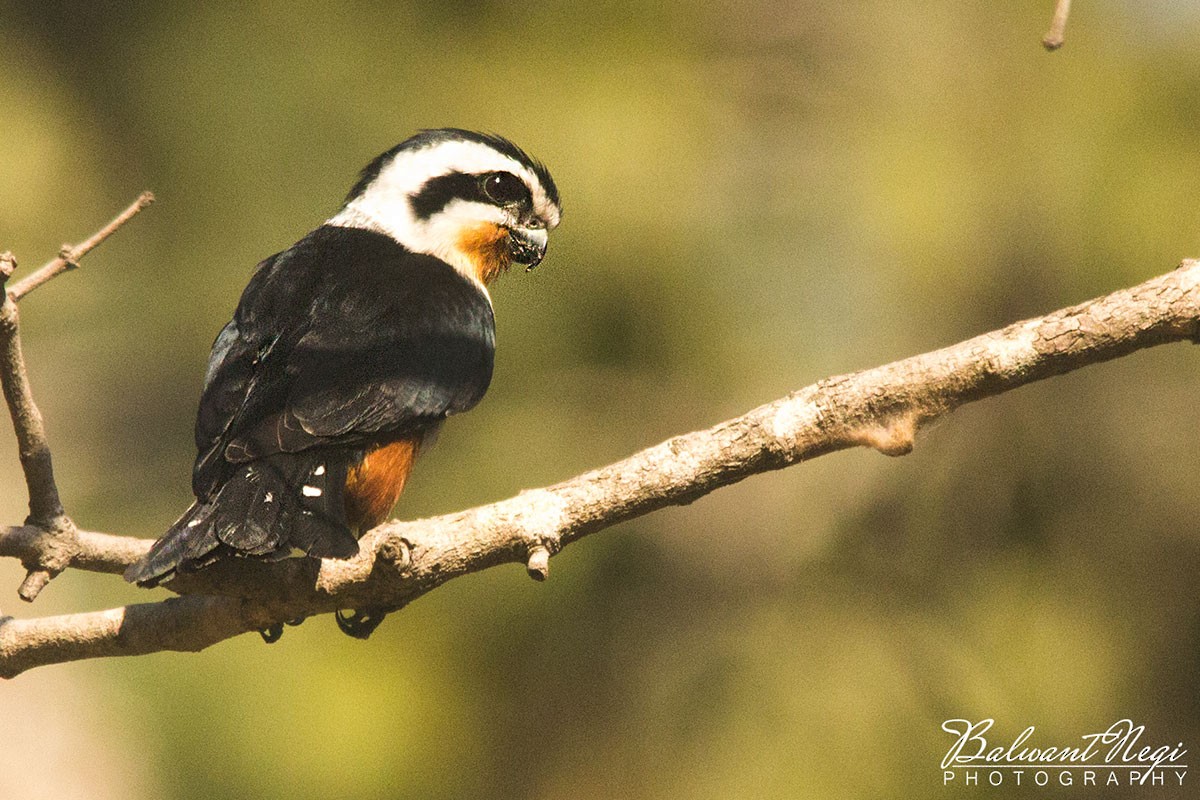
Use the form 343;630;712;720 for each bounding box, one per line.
457;223;512;285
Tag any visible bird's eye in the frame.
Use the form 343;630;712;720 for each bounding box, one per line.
481;172;529;206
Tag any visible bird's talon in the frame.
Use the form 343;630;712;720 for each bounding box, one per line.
335;608;388;639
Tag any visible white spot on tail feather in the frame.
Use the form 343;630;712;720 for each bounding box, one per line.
313;465;325;476
264;492;274;503
302;485;323;497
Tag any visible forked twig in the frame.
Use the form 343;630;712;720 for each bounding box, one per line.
0;192;154;601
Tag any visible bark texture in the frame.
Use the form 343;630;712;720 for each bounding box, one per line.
2;258;1197;678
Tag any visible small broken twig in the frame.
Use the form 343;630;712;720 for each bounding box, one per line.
1042;0;1071;51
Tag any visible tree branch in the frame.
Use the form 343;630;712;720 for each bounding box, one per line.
0;193;154;603
0;252;76;601
2;258;1197;677
7;192;155;301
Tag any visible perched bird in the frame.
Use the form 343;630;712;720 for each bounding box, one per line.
125;129;561;635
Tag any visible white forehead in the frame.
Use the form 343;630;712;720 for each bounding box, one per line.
367;139;559;226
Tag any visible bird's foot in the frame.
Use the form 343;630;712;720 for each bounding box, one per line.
335;607;388;639
258;615;307;644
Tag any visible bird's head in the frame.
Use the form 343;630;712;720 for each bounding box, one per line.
330;129;561;287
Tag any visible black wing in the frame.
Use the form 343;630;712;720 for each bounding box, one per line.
192;225;495;497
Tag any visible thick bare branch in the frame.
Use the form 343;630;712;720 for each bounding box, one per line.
0;596;266;678
1;259;1197;677
0;526;149;575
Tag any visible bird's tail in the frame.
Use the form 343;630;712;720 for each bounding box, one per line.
124;450;359;587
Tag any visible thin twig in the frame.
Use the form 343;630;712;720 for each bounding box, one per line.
1042;0;1071;51
0;258;62;524
1;258;1197;676
0;193;154;601
0;256;77;601
7;191;154;302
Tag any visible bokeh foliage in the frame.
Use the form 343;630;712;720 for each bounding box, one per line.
2;1;1200;798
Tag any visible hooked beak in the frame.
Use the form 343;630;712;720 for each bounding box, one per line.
507;226;549;271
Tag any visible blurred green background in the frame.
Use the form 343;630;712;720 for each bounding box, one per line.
2;1;1200;798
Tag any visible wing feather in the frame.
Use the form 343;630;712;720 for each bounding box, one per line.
191;225;494;489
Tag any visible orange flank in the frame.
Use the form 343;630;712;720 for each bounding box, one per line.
344;436;421;533
457;222;511;284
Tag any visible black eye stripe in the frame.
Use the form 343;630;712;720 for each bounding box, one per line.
409;173;476;220
408;171;533;220
346;130;559;210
